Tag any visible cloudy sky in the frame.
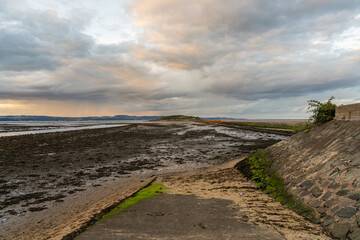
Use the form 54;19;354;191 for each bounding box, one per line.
0;0;360;118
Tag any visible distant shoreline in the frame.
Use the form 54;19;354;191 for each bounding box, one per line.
0;115;163;121
0;114;306;122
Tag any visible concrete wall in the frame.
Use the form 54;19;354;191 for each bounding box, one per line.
335;103;360;121
267;121;360;239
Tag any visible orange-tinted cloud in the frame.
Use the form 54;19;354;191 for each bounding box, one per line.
1;0;360;118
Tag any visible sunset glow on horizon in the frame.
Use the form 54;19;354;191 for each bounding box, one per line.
1;0;360;118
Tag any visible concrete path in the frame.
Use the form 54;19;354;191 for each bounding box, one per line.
77;193;285;240
76;160;331;240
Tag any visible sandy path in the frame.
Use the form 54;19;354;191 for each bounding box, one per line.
159;159;331;240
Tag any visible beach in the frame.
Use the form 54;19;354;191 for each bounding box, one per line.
0;121;290;239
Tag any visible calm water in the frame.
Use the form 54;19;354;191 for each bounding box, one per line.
0;121;143;137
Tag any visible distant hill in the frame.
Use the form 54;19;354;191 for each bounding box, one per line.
202;117;247;120
155;115;201;121
0;115;164;121
0;115;247;122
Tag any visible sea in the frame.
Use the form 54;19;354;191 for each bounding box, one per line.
0;120;144;137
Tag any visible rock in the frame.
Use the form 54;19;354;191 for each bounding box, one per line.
349;230;360;240
300;180;314;190
330;172;340;180
322;192;333;201
328;182;340;189
321;216;335;227
331;206;339;213
306;214;320;224
317;207;327;214
337;165;347;171
324;199;338;208
356;200;360;211
354;178;360;188
357;215;360;227
300;191;310;197
350;159;359;166
345;169;360;181
311;186;323;198
331;223;350;239
348;193;360;201
291;187;302;195
308;199;322;208
348;145;358;152
335;207;357;218
315;165;324;172
293;177;302;184
336;190;349;196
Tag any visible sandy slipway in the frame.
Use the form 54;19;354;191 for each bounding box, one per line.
1;121;293;239
77;160;331;240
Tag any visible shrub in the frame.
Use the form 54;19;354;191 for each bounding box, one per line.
307;96;336;125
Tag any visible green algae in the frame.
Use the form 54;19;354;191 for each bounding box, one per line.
246;151;317;222
99;182;167;222
73;182;167;239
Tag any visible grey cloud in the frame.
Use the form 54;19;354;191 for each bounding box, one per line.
230;0;360;32
0;89;108;101
129;0;360;67
204;53;360;100
0;30;60;71
0;52;178;103
0;2;93;71
1;0;360;117
128;0;360;102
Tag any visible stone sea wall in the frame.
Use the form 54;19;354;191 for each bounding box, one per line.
335;103;360;121
266;120;360;239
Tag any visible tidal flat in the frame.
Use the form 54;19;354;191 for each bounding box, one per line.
0;121;290;239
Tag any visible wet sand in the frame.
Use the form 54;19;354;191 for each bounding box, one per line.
0;124;128;137
0;121;289;239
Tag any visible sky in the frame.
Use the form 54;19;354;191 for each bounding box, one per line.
0;0;360;119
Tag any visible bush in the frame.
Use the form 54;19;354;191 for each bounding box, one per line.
307;96;336;125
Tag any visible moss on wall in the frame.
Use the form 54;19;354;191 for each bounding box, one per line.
237;151;317;222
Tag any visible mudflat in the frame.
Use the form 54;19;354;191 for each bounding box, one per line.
0;121;288;239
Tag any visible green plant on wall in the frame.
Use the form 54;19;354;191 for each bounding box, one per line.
247;151;273;188
307;96;336;125
246;151;317;222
